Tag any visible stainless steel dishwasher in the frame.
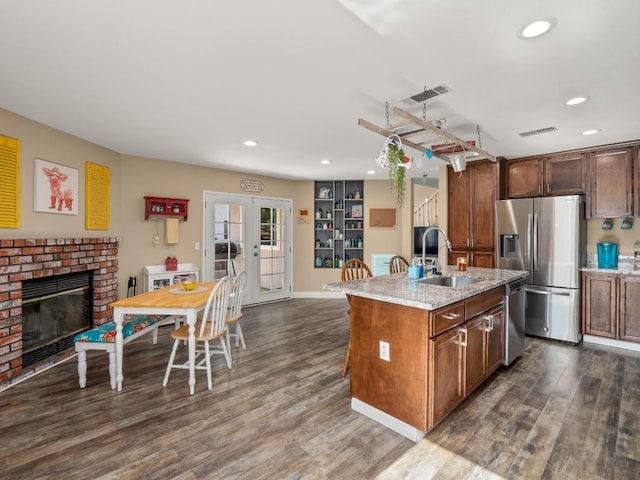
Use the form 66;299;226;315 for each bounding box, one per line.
503;278;526;366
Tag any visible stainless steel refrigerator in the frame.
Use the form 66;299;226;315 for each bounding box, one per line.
495;195;586;344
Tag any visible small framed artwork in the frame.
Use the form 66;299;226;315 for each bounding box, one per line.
34;159;79;215
297;208;311;224
351;204;363;218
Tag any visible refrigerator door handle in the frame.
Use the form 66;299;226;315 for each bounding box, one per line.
533;213;538;270
526;213;532;270
525;286;571;297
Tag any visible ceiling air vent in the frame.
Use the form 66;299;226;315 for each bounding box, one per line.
402;85;450;105
519;126;557;137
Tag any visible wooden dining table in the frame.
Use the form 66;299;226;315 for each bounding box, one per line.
111;281;216;395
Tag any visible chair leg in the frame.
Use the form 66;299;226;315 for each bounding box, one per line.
236;323;246;350
341;340;350;377
204;342;213;390
221;336;232;369
163;339;180;387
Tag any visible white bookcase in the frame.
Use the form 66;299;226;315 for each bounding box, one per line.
142;263;200;292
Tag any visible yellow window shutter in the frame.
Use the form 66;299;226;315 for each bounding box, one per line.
0;135;20;228
85;161;110;230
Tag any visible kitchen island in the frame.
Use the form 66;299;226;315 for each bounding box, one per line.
324;266;527;441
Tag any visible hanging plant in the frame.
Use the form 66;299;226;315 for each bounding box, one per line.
387;143;407;205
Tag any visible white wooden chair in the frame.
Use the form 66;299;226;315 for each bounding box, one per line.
226;271;248;358
163;276;232;391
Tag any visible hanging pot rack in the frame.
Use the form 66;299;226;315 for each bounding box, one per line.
358;106;497;163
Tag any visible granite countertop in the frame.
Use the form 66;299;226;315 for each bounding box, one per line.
581;253;640;274
581;267;640;275
324;266;528;311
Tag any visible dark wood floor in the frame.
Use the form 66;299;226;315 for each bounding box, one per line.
380;328;640;479
2;299;640;479
0;299;412;480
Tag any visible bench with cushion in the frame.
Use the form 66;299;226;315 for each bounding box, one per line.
74;314;180;389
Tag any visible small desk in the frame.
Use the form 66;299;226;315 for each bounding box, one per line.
111;281;216;395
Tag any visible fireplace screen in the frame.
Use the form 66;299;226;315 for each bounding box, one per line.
22;271;93;367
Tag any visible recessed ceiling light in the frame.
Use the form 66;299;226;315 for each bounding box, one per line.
566;96;589;106
367;170;376;175
243;139;258;147
518;17;557;39
582;129;600;136
320;159;331;165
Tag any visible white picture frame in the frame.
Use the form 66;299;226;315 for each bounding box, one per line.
34;158;79;215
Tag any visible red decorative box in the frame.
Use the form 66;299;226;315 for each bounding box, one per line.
165;256;178;271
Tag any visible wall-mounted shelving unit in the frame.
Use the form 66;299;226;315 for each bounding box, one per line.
144;196;189;221
314;180;364;268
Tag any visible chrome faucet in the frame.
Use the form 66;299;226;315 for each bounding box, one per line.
422;225;453;274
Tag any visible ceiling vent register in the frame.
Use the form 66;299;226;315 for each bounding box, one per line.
518;126;558;137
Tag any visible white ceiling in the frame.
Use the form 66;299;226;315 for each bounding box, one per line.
1;0;639;182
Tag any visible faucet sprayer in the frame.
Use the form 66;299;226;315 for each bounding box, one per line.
421;226;453;274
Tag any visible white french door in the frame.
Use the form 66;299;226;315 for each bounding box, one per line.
203;192;292;305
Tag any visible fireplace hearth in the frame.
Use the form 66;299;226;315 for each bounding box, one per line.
0;237;119;388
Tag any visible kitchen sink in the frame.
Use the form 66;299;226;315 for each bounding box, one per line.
417;275;482;288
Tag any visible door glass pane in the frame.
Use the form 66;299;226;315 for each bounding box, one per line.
259;206;284;292
214;203;244;279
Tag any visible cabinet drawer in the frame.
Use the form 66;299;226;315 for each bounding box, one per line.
465;287;504;320
430;303;466;337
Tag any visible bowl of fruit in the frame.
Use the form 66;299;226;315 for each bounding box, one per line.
182;280;196;291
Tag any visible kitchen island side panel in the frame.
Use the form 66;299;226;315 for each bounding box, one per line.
350;296;429;431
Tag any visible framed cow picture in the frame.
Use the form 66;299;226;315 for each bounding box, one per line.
34;159;79;215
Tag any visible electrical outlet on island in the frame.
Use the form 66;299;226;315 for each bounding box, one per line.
379;340;390;362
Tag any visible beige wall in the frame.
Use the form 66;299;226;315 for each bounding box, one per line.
587;218;638;255
1;108;413;299
0;108;122;237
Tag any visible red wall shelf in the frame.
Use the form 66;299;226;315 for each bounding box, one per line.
144;196;189;221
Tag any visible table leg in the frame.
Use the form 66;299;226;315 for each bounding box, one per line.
187;310;196;395
114;307;124;391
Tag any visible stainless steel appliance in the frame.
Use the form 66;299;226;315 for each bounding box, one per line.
495;195;586;344
504;278;526;365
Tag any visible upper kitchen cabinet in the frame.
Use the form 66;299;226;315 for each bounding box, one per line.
506;153;586;198
588;147;634;218
506;158;543;198
447;161;498;267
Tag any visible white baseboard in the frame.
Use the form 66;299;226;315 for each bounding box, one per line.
351;397;426;443
583;335;640;353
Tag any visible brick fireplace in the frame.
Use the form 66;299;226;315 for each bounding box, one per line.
0;237;119;388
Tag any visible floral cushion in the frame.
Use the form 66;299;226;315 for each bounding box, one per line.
73;314;167;343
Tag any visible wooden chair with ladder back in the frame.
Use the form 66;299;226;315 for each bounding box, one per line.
341;258;372;376
389;255;410;274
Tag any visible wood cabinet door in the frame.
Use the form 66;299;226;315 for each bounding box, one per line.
507;158;543;198
485;306;504;373
471;162;497;250
545;153;587;195
447;166;471;249
428;327;464;429
582;273;617;338
635;146;640;216
472;251;495;268
619;276;640;342
464;316;486;395
589;148;633;218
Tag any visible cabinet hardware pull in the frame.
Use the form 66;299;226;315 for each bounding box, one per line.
460;328;467;347
484;314;494;332
547;183;550;193
442;313;461;320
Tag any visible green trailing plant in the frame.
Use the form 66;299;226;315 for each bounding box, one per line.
387;143;406;205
